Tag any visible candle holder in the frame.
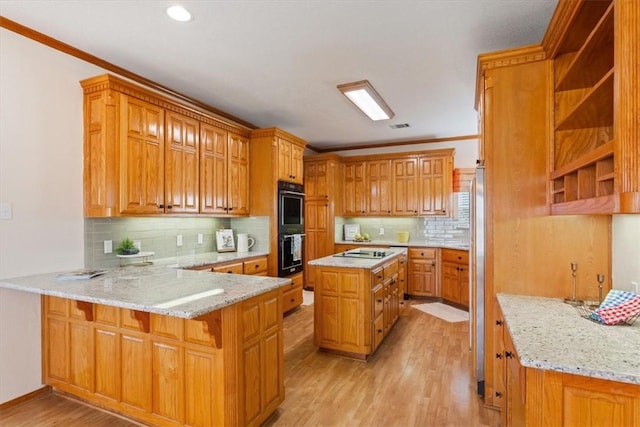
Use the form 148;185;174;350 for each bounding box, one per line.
564;261;584;306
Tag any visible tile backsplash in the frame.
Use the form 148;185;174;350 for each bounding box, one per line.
337;192;471;246
85;216;269;268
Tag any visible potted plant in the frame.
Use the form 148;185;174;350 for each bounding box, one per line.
116;237;139;255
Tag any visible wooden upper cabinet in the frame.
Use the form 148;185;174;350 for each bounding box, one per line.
120;95;165;215
81;74;251;218
392;157;419;216
277;138;304;184
227;133;250;215
165;111;199;214
367;160;392;216
544;0;640;214
418;153;453;216
343;161;367;216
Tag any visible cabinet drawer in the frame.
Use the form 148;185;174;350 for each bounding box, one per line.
408;248;437;259
441;249;469;264
212;262;244;274
371;266;384;284
282;286;302;313
243;257;268;275
281;272;304;292
373;314;384;350
383;260;399;278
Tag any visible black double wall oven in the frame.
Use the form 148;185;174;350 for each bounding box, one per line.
277;181;305;277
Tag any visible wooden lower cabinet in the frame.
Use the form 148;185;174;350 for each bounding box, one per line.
440;249;469;308
314;257;400;359
43;289;283;427
407;248;438;297
282;272;303;314
500;310;640;426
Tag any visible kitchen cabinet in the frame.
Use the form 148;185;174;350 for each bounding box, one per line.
282;272;303;314
199;124;250;216
475;41;611;409
304;154;342;290
417;153;453;216
81;74;251;218
341;150;453;217
392;157;419;216
342;161;367;215
440;248;469;308
250;127;308;277
188;255;267;276
498;305;640;426
546;0;640;214
277;137;305;184
43;289;283;427
313;255;401;359
407;248;438;297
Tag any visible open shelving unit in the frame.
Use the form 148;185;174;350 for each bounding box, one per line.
550;1;615;214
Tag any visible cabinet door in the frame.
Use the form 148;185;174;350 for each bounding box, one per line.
408;258;437;297
418;156;451;216
290;143;304;184
459;264;469;307
392;158;419;215
367;160;392;215
441;262;460;303
277;139;292;182
165;112;199;214
305;161;328;199
343;162;367;215
152;340;184;422
228;133;250;215
120;96;165;214
305;199;330;288
200;123;228;215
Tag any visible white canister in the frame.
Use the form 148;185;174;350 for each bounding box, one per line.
236;233;255;252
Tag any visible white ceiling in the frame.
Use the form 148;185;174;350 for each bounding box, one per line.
0;0;558;151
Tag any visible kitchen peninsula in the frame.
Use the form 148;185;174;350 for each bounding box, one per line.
309;247;407;359
0;266;290;427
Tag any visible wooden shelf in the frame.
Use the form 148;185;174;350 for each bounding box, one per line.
550;195;615;215
555;69;613;131
555;3;614;91
550;140;613;179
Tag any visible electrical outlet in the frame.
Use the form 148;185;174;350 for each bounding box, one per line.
379;227;385;235
197;233;203;244
104;240;113;254
632;281;639;294
177;235;183;247
133;240;141;250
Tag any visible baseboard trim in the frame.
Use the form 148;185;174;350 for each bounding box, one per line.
0;386;51;410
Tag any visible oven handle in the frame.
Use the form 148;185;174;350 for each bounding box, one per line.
280;190;306;197
281;233;306;239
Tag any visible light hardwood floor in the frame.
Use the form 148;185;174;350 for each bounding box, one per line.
0;301;499;426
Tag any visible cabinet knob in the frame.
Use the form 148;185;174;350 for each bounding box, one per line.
159;204;165;208
505;351;514;359
495;391;503;398
377;299;383;303
167;205;173;209
496;320;504;326
421;252;424;256
226;270;233;274
228;207;233;211
377;329;383;334
496;353;503;359
291;298;295;302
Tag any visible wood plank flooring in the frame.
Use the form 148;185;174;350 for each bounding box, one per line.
0;301;499;426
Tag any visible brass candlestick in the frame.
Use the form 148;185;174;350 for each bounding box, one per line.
564;262;584;306
588;273;605;310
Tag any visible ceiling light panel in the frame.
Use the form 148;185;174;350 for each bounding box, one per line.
337;80;394;121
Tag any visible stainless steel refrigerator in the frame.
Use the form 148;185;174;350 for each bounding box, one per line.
471;164;485;396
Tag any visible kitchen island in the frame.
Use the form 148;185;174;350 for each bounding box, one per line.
497;294;640;426
0;266;291;427
309;248;407;359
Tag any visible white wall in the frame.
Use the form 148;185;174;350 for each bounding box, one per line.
612;215;640;292
0;28;104;403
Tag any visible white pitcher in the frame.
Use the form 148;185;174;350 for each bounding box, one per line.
237;233;255;252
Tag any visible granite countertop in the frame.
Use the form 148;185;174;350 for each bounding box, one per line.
334;240;469;251
153;250;270;269
497;293;640;385
0;265;290;319
308;247;407;269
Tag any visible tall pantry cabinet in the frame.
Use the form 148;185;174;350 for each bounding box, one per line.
475;45;611;409
304;154;342;290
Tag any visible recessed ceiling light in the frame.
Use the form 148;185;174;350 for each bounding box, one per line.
166;5;192;22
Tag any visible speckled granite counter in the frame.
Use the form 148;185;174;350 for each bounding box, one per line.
152;250;270;269
497;293;640;385
334;240;469;251
309;247;407;269
0;265;289;319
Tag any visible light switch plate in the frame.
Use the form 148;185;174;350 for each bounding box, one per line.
197;233;203;244
133;240;141;250
0;202;12;220
104;240;113;254
177;235;183;247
